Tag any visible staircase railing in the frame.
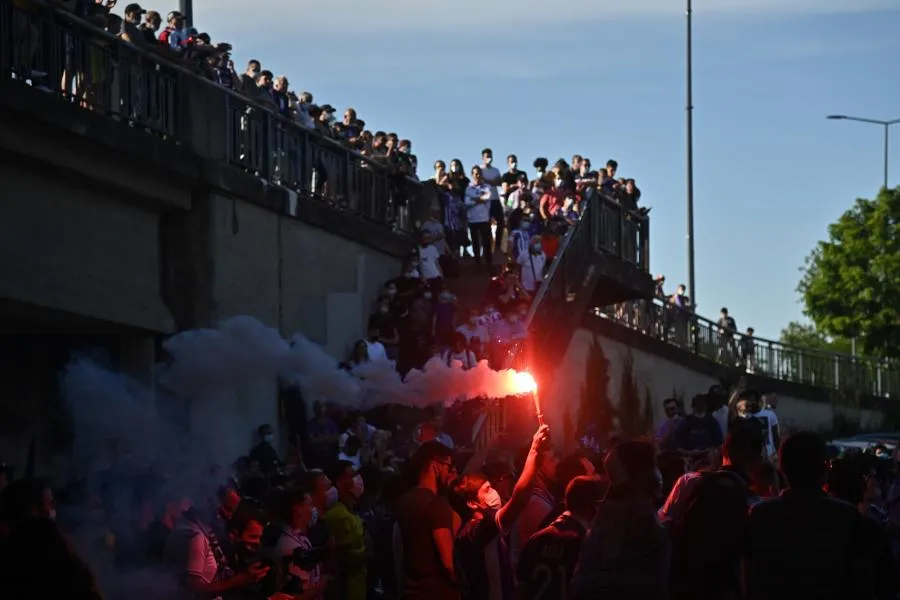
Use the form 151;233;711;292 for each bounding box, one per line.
470;192;649;451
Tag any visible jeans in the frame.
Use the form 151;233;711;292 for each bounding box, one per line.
468;222;492;265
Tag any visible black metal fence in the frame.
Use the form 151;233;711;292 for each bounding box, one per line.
601;298;900;398
0;0;427;232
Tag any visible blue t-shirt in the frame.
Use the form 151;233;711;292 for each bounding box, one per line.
674;415;723;452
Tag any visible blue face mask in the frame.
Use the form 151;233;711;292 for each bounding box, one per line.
264;434;274;444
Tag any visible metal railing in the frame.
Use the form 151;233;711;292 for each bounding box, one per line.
0;0;427;232
601;297;899;398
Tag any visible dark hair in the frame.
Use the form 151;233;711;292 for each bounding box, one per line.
533;157;549;170
228;502;264;534
565;476;603;516
481;148;493;156
606;159;618;170
780;432;827;490
452;472;488;504
260;69;274;79
280;487;311;522
508;154;518;162
556;453;591;494
258;424;272;436
325;461;355;485
723;420;764;466
412;441;454;474
343;435;362;456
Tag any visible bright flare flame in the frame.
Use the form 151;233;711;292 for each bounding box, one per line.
513;372;538;395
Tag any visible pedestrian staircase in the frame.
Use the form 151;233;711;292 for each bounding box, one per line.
471;193;656;451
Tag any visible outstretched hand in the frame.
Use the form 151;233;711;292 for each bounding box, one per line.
531;425;551;451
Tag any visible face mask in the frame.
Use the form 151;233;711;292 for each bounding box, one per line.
400;147;410;154
325;486;339;508
533;243;542;253
423;292;433;300
380;305;389;313
481;488;502;510
326;115;336;124
351;474;365;498
263;434;274;444
520;221;530;230
310;507;319;526
510;162;517;170
484;157;492;166
450;165;459;173
554;179;563;188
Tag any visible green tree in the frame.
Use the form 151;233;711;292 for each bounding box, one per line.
798;187;900;358
618;352;644;437
579;337;613;437
642;385;655;434
780;321;853;354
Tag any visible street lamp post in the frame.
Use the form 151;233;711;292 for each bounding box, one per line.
826;114;900;190
686;0;696;311
179;0;193;26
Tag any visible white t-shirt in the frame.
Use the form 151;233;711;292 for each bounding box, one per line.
418;244;443;280
165;520;221;599
421;220;450;254
277;526;321;589
481;164;502;201
517;249;546;293
365;340;387;361
442;349;477;370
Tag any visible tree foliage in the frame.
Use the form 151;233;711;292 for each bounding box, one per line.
579;337;613;436
798;187;900;358
779;321;853;355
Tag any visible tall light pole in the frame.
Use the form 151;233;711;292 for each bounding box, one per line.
179;0;193;26
826;115;900;190
686;0;696;311
826;115;899;357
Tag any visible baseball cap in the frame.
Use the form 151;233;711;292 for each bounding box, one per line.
125;3;146;15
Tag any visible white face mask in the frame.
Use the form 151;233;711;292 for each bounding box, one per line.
484;157;492;166
264;434;274;444
481;488;502;510
510;162;517;170
423;292;433;300
325;486;339;508
351;474;365;498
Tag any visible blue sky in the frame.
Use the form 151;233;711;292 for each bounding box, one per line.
189;0;900;342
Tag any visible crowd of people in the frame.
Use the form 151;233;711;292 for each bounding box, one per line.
10;0;420;181
350;148;645;377
2;384;900;600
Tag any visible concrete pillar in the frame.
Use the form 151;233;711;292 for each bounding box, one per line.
119;334;156;389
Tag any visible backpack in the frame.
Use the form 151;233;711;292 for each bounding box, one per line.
669;470;751;600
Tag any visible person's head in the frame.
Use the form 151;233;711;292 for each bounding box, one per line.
0;477;55;524
326;461;362;501
482;461;515;503
353;340;368;362
565;476;603;523
258;424;274;445
556;452;596;498
606;159;618;176
450;159;464;174
533;157;549;174
343;107;357;126
751;462;781;499
143;10;161;30
273;75;289;92
734;389;761;417
376;295;391;315
625;178;636;193
453;473;502;513
720;307;729;318
779;431;828;492
603;439;659;500
507;154;518;171
217;486;241;522
690;393;708;417
123;3;145;24
434;160;446;176
663;397;680;420
450;332;467;354
420;230;433;247
166;10;183;28
304;470;337;511
482;148;493;166
677;284;686;296
722;420;765;472
413;441;456;491
257;70;273;88
399;139;412;154
471;165;483;184
282;487;317;531
227;503;265;558
571;154;583;171
761;393;777;411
